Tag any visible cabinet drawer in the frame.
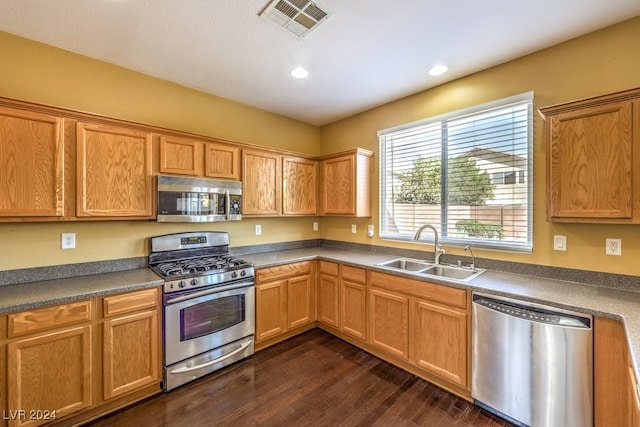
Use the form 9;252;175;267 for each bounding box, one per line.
369;272;467;309
341;265;366;283
103;288;159;318
319;261;339;276
256;261;312;283
8;300;92;338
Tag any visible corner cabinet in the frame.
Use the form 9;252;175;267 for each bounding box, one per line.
283;156;318;215
76;122;153;218
319;148;373;217
539;88;640;223
0;106;64;218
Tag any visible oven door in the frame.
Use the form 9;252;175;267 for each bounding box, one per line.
164;281;255;366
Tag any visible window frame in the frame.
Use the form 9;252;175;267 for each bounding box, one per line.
378;92;534;253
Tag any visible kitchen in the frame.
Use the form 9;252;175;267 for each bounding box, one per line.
1;1;640;426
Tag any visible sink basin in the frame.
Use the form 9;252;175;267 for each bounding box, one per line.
377;258;432;271
377;258;485;282
420;265;485;281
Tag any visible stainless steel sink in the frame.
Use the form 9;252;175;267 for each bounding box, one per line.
377;258;485;282
377;258;433;271
420;265;485;281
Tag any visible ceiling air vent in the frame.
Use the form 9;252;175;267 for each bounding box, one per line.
260;0;330;38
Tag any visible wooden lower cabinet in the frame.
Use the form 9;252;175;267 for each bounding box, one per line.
317;262;340;328
101;288;160;401
369;288;409;360
7;325;93;427
594;316;640;427
1;288;162;427
255;261;315;348
410;300;468;387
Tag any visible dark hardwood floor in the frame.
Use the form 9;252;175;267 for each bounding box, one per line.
87;329;514;426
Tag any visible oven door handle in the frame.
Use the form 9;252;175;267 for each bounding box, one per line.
165;280;253;305
169;340;252;374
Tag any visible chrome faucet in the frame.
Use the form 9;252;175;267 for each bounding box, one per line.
413;224;445;265
464;244;475;269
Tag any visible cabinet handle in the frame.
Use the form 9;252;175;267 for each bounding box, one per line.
169;340;252;374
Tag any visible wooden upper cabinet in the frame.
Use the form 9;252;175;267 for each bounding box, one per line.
242;149;282;215
539;88;640;223
205;142;241;180
159;135;202;176
319;148;372;217
283;156;318;215
0;106;64;217
76;122;153;218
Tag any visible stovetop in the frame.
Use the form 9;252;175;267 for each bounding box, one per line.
148;231;254;294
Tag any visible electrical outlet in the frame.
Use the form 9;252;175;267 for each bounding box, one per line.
351;224;357;234
367;224;375;238
255;224;262;236
313;222;318;231
606;238;621;256
61;233;76;249
553;235;567;251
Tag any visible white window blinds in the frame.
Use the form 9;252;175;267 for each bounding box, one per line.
379;92;533;252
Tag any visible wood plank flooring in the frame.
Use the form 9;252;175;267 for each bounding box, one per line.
87;329;515;427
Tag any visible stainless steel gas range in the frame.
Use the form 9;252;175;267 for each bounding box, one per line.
149;231;255;391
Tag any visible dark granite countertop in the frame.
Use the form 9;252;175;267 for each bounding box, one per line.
0;268;163;313
241;246;640;398
1;246;638;397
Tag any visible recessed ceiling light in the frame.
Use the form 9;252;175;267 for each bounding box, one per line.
428;65;448;76
290;67;309;79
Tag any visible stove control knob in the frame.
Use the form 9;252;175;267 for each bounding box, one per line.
231;271;238;278
178;280;187;288
191;279;198;286
240;270;246;277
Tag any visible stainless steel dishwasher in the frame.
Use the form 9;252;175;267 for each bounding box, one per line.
472;293;593;427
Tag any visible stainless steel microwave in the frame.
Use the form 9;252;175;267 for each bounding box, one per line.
156;175;242;222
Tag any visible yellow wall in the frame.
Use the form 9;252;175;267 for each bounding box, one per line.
2;17;640;276
321;16;640;276
0;31;322;271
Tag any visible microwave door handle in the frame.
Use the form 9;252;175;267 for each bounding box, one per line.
169;340;252;374
225;190;230;220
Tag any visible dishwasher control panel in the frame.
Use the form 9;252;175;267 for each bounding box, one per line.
473;294;591;328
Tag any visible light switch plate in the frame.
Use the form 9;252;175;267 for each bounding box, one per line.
313;222;318;231
351;224;357;234
553;235;566;251
255;224;262;236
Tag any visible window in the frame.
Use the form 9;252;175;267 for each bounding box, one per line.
378;92;533;252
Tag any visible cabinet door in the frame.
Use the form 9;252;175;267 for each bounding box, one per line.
159;135;201;176
411;300;468;387
255;281;287;342
7;326;92;426
286;275;314;329
629;366;640;427
283;156;317;215
76;122;153;217
340;280;367;340
102;310;160;400
205;142;241;180
369;288;408;360
321;154;355;215
548;101;633;220
0;107;64;217
242;150;282;215
317;274;340;328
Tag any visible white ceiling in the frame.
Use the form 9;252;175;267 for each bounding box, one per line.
1;0;639;126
